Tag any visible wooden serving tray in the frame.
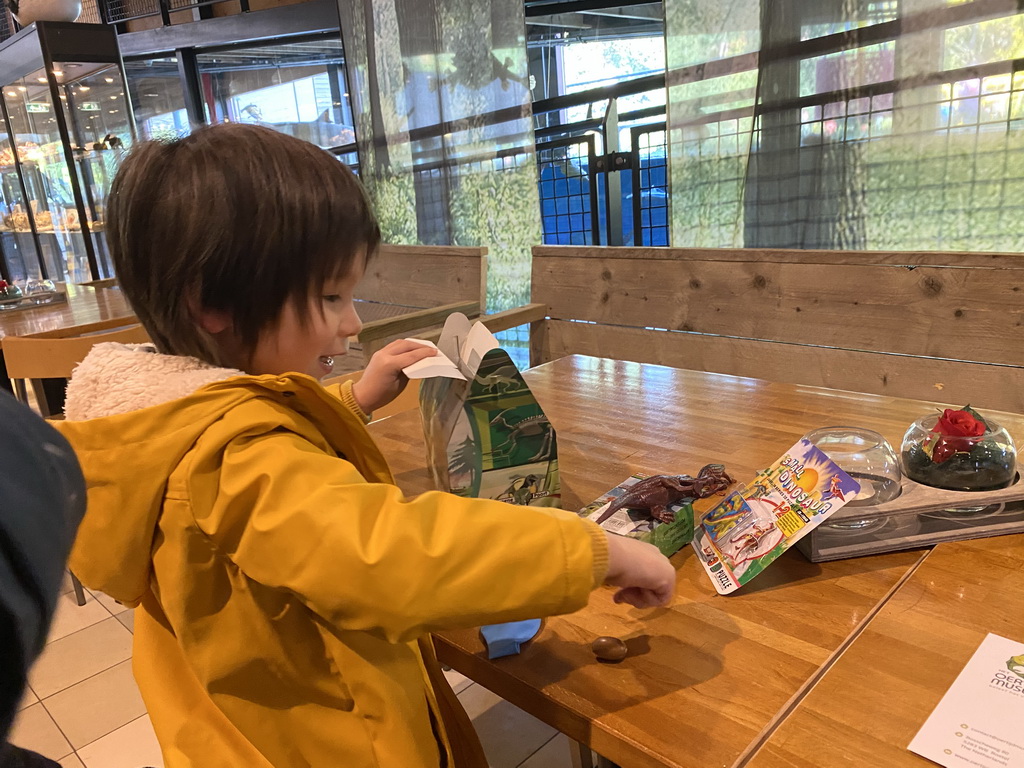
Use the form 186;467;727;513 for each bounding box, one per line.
797;472;1024;562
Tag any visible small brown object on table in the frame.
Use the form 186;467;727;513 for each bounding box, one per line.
591;636;628;663
367;355;1024;768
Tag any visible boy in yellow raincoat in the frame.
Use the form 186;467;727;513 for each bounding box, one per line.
57;124;675;768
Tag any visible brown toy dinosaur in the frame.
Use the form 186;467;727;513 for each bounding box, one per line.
595;464;733;525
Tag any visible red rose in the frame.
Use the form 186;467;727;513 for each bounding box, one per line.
934;409;986;438
929;407;987;462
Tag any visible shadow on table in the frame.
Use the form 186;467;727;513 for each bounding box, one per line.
728;547;920;597
507;608;737;714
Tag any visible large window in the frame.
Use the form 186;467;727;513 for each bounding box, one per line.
558;37;666;125
527;2;668;246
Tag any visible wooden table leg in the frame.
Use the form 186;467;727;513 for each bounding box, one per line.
569;741;594;768
569;742;621;768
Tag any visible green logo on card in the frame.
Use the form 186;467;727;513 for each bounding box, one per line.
1008;654;1024;679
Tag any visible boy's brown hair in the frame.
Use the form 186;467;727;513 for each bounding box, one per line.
107;123;380;367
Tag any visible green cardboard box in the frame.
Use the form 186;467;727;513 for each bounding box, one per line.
408;314;560;508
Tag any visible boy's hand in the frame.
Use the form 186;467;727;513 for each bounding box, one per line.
352;340;437;415
603;533;676;609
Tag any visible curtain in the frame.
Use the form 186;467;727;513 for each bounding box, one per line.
337;0;541;311
666;0;1024;252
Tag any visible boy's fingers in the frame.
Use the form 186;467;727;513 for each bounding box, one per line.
387;339;437;355
613;587;670;609
392;347;439;368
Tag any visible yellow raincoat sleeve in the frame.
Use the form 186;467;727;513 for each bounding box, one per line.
325;380;371;423
192;430;608;644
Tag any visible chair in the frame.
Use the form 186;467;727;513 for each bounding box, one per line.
4;324;151;417
4;324;151;608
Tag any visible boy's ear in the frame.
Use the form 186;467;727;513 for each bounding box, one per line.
197;308;232;335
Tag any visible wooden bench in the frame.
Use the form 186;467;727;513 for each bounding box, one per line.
529;246;1024;413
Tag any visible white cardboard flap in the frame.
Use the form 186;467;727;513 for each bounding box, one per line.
460;321;501;378
436;313;473;376
402;313;501;381
401;339;467;380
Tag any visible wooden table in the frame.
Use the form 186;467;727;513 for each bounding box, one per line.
0;283;135;346
745;533;1024;768
368;355;1024;768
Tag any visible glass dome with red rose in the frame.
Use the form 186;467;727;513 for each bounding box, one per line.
901;406;1016;492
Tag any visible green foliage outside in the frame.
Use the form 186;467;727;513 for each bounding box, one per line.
451;162;539;311
862;131;1024;251
365;172;418;245
669;129;1024;251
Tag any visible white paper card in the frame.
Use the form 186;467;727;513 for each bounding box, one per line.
909;633;1024;768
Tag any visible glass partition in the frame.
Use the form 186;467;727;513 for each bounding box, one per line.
2;62;131;281
196;37;355;151
124;56;190;140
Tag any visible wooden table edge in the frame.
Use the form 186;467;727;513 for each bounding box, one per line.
733;547;934;768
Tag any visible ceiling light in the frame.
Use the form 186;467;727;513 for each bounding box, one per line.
104;77;114;83
79;85;90;92
5;91;15;97
17;86;26;92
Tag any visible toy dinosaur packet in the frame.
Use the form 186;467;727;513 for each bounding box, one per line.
692;439;860;595
404;313;560;508
579;465;734;557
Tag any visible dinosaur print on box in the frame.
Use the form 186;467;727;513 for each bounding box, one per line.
406;314;560;508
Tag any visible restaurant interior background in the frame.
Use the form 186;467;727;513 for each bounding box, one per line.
1;0;1022;357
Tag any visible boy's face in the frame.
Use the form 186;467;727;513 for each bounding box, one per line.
248;260;365;380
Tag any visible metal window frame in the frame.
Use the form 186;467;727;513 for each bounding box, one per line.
535;132;600;244
629;121;667;247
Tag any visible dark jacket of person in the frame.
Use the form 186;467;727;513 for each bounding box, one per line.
0;392;86;765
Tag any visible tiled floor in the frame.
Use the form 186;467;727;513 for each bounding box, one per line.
10;578;575;768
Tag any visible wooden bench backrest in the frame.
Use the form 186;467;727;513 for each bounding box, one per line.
531;246;1024;412
357;245;488;310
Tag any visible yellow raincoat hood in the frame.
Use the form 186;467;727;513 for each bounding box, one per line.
57;343;606;768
